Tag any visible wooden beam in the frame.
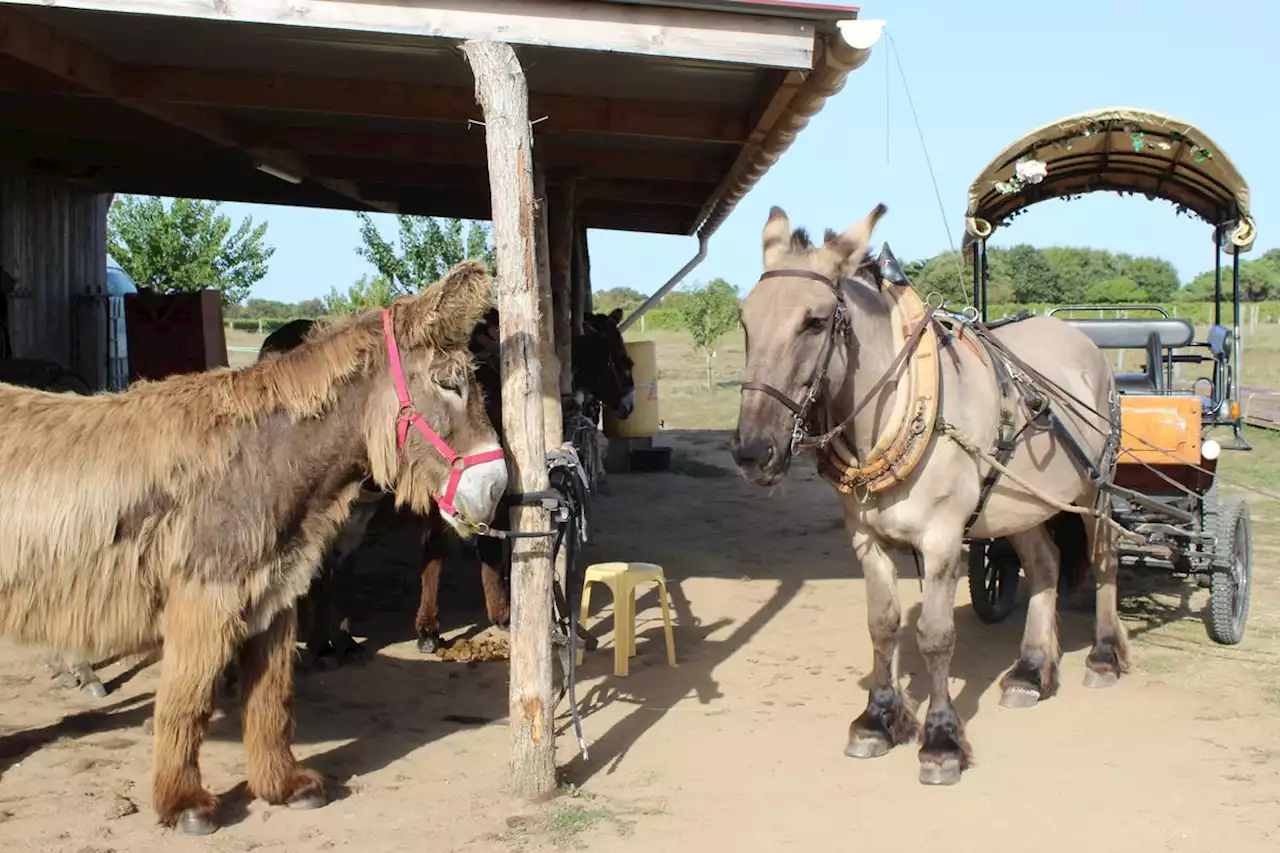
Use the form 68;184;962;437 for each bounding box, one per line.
7;0;817;69
23;65;747;145
577;223;593;319
459;38;555;799
549;177;577;395
245;125;733;183
532;162;563;450
0;6;394;213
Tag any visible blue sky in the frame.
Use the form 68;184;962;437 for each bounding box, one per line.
224;0;1277;305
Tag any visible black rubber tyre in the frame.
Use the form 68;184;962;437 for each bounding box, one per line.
1207;494;1251;645
968;538;1021;624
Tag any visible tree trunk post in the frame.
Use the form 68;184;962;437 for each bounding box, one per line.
460;39;556;799
549;177;577;396
575;223;593;320
532;165;564;449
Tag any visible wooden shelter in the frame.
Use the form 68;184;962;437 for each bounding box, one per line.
0;0;879;793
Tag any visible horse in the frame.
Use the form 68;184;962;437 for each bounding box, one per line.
414;305;636;653
730;204;1127;786
0;260;507;834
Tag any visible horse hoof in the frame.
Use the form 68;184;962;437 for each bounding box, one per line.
178;808;220;836
82;681;109;700
287;789;327;811
844;737;889;759
1082;669;1119;689
998;685;1041;709
919;758;963;786
417;633;441;655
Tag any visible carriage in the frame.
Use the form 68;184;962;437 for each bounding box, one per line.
960;107;1256;645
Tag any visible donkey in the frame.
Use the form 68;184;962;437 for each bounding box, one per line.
731;205;1127;786
0;260;507;834
413;306;636;653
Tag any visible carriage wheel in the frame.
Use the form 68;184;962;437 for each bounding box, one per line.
967;538;1021;624
1207;495;1252;645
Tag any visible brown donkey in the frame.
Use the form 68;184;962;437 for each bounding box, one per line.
731;205;1127;785
0;260;507;834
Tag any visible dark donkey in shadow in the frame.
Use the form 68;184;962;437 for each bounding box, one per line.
260;306;635;662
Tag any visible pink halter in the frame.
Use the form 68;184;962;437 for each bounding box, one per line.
382;308;505;518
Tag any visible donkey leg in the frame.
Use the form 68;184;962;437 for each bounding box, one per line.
239;607;326;811
846;531;918;759
476;523;510;629
151;592;239;835
1084;509;1129;688
415;514;448;653
915;533;971;786
999;525;1062;708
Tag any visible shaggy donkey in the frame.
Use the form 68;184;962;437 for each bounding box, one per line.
0;260;507;835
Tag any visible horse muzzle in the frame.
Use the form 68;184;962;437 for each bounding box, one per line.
729;432;788;487
615;389;636;420
443;447;509;534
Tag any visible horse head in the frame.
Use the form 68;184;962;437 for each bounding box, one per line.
575;307;636;421
731;203;888;487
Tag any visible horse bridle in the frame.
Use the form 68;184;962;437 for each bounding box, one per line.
739;268;936;457
739;268;851;455
381;308;505;520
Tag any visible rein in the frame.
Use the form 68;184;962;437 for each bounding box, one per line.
739;269;935;456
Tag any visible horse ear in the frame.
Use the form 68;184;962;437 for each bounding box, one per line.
820;203;887;267
762;206;792;269
607;307;624;324
398;259;494;350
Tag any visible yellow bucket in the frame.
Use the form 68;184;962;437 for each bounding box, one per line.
604;340;659;439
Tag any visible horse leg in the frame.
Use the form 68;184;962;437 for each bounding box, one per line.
69;658;108;699
238;606;326;812
415;515;448;654
476;518;510;629
998;524;1062;708
1084;506;1129;687
846;531;918;758
915;531;971;786
151;590;239;835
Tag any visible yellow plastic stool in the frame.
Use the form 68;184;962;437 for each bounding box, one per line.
577;562;676;676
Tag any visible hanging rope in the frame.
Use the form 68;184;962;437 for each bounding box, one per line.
884;31;971;306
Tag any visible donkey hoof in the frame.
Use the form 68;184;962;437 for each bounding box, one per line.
417;631;442;655
919;758;963;786
178;808;220;836
82;681;109;700
1082;669;1119;689
844;736;890;759
998;685;1041;709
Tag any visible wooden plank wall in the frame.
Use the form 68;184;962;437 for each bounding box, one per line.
0;170;110;389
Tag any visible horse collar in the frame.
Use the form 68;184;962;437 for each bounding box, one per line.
380;308;504;519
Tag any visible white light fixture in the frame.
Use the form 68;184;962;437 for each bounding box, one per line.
838;18;886;50
256;163;302;185
1201;439;1221;461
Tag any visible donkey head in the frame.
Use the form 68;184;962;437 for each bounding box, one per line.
731;204;887;487
364;261;508;533
575;308;636;420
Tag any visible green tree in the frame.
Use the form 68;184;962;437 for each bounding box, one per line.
107;195;274;305
593;287;647;315
1004;244;1060;303
324;273;398;315
1085;276;1148;304
1117;255;1180;302
1041;247;1119;302
677;278;740;390
355;213;495;293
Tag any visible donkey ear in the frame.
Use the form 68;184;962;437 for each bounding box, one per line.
822;203;888;266
607;307;624;324
762;206;792;269
399;259;494;350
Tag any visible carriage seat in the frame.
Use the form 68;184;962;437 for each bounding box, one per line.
1063;317;1195;395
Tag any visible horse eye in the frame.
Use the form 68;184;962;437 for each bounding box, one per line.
803;316;827;333
437;378;464;396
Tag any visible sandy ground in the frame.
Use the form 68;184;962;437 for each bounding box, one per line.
1;429;1278;853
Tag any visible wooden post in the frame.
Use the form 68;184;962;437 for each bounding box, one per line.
532;165;563;450
570;224;586;337
549;177;577;396
460;39;555;798
576;223;594;318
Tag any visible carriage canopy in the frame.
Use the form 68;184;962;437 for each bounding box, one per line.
963;107;1256;254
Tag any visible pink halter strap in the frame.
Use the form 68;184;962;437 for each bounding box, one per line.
381;308;505;518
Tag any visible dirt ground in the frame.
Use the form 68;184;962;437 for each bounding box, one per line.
1;429;1277;853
